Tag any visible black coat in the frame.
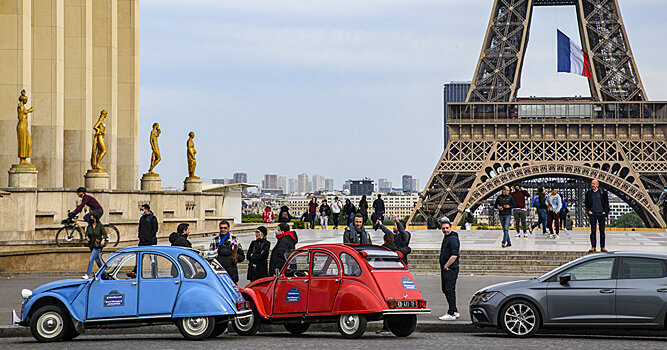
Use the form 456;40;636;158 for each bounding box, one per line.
216;236;246;283
343;203;356;216
138;212;158;244
358;200;368;216
277;210;292;223
169;232;191;248
585;188;610;214
247;238;271;282
373;198;385;214
269;231;298;276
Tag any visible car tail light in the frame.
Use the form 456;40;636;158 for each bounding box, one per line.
387;300;396;309
359;251;368;258
395;251;403;258
418;300;427;308
236;301;248;311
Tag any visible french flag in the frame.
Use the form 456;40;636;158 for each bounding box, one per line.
557;29;591;78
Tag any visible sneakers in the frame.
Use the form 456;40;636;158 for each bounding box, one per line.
548;234;554;239
439;314;457;321
81;274;90;279
514;233;521;237
588;248;596;252
523;233;529;238
553;234;559;240
505;243;512;248
562;228;567;232
453;312;461;318
501;243;506;248
601;248;608;252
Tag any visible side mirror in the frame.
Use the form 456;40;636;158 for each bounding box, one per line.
559;273;572;285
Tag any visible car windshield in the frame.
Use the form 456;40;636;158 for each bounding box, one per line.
538;255;590;280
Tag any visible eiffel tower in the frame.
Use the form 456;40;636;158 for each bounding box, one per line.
410;0;667;228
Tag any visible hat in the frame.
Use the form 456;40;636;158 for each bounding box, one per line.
257;226;268;237
439;216;450;223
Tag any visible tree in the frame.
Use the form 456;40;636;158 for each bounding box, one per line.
609;211;645;228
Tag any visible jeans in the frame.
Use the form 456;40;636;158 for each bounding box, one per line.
86;248;103;276
589;213;606;248
531;208;548;234
332;213;339;228
308;213;316;229
547;211;560;235
83;209;104;223
559;211;567;229
138;237;157;246
512;209;527;233
441;267;459;315
345;213;354;226
499;215;512;245
320;216;328;229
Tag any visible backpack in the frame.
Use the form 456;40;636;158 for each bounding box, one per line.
280;211;290;221
531;195;539;208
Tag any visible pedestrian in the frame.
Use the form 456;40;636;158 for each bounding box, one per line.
343;213;372;244
559;198;569;232
213;220;246;283
377;215;411;265
381;232;397;251
262;206;274;223
358;195;369;226
438;221;460;321
308;197;318;229
277;205;292;223
659;186;667;231
372;194;385;230
530;186;548;235
330;196;342;229
169;223;192;247
68;187;104;223
510;185;530;238
495;186;516;248
547;188;562;239
343;199;356;226
247;226;271;282
137;203;158;246
459;209;474;230
82;212;107;279
269;223;298;276
585;179;610;252
319;199;331;229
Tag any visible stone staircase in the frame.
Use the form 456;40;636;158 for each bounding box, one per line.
406;249;588;276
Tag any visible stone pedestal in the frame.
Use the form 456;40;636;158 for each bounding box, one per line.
141;173;162;191
183;176;202;192
8;165;38;188
85;170;109;190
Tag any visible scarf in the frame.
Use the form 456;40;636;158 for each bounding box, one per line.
217;232;230;246
276;230;296;241
349;225;369;244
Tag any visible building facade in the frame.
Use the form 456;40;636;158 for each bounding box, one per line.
402;175;413;192
350;179;373;196
233;172;247;184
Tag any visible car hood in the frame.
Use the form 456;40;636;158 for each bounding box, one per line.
474;278;539;295
33;279;88;295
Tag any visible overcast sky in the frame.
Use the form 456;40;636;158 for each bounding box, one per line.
139;0;667;189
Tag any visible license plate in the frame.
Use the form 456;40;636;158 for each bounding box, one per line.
396;300;416;308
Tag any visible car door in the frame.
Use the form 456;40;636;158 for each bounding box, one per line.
138;252;182;316
273;250;310;315
546;257;616;324
87;253;139;319
616;257;667;324
307;250;341;313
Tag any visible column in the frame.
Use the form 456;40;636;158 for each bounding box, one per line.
116;0;139;190
63;0;92;188
0;1;32;186
31;0;64;188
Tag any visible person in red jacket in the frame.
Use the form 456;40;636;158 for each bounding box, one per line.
262;206;275;223
510;185;530;238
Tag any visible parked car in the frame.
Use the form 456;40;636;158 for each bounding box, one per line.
470;252;667;337
13;246;251;342
233;244;430;338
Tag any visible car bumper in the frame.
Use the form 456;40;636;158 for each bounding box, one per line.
235;309;253;319
382;308;431;315
469;303;498;327
12;310;24;327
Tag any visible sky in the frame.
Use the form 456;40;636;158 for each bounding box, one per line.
139;0;667;189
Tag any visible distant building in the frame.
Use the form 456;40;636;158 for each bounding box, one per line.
263;174;278;190
443;81;471;148
411;178;420;193
342;180;352;192
212;178;232;185
378;178;392;192
297;173;309;193
350;179;374;196
278;175;287;194
288;178;297;194
312;174;325;192
277;192;418;221
325;178;335;191
402;175;413;192
233;172;247;184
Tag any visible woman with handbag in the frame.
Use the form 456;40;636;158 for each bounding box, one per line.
82;212;107;279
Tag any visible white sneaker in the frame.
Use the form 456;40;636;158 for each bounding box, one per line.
562;228;567;232
514;233;520;237
554;234;559;240
523;233;529;238
453;312;461;318
548;234;554;239
439;314;457;321
81;274;89;279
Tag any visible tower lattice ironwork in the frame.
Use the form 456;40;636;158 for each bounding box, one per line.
410;0;667;228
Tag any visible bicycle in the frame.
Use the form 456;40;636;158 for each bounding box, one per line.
56;214;120;247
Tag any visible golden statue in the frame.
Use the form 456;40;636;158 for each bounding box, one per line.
90;110;107;172
186;131;198;178
16;90;35;166
147;122;161;174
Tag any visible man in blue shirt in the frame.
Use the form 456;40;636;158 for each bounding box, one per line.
438;221;460;321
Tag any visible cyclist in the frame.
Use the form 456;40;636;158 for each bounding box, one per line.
68;187;104;223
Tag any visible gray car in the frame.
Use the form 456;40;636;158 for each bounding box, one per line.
469;252;667;337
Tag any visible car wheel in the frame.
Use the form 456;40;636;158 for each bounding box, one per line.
284;322;310;335
336;314;367;339
500;300;541;338
385;315;417;337
232;299;260;336
176;316;215;340
209;319;229;338
29;305;70;342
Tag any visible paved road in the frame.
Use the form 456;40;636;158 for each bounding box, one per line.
2;332;666;349
0;274;520;325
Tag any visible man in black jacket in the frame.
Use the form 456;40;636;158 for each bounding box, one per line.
377;215;411;265
495;186;516;248
269;223;298;276
584;179;610;252
169;223;192;247
213;220;245;283
438;221;460;321
372;194;385;230
138;204;158;246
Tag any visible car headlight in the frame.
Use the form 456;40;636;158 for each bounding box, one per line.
477;291;498;302
21;289;32;299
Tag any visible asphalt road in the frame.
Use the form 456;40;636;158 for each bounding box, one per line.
2;332;666;350
0;274;520;325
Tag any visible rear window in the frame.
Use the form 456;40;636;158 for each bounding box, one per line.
366;257;405;269
620;258;667;279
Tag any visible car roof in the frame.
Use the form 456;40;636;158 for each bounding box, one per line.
114;245;202;259
583;251;667;259
298;243;399;258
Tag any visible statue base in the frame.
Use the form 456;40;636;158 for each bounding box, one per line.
141;173;162;191
85;170;109;190
8;165;38;188
183;176;202;192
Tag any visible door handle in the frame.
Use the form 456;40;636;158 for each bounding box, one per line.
174;281;180;285
304;280;308;283
599;289;614;294
132;282;137;286
335;279;340;282
658;288;667;293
